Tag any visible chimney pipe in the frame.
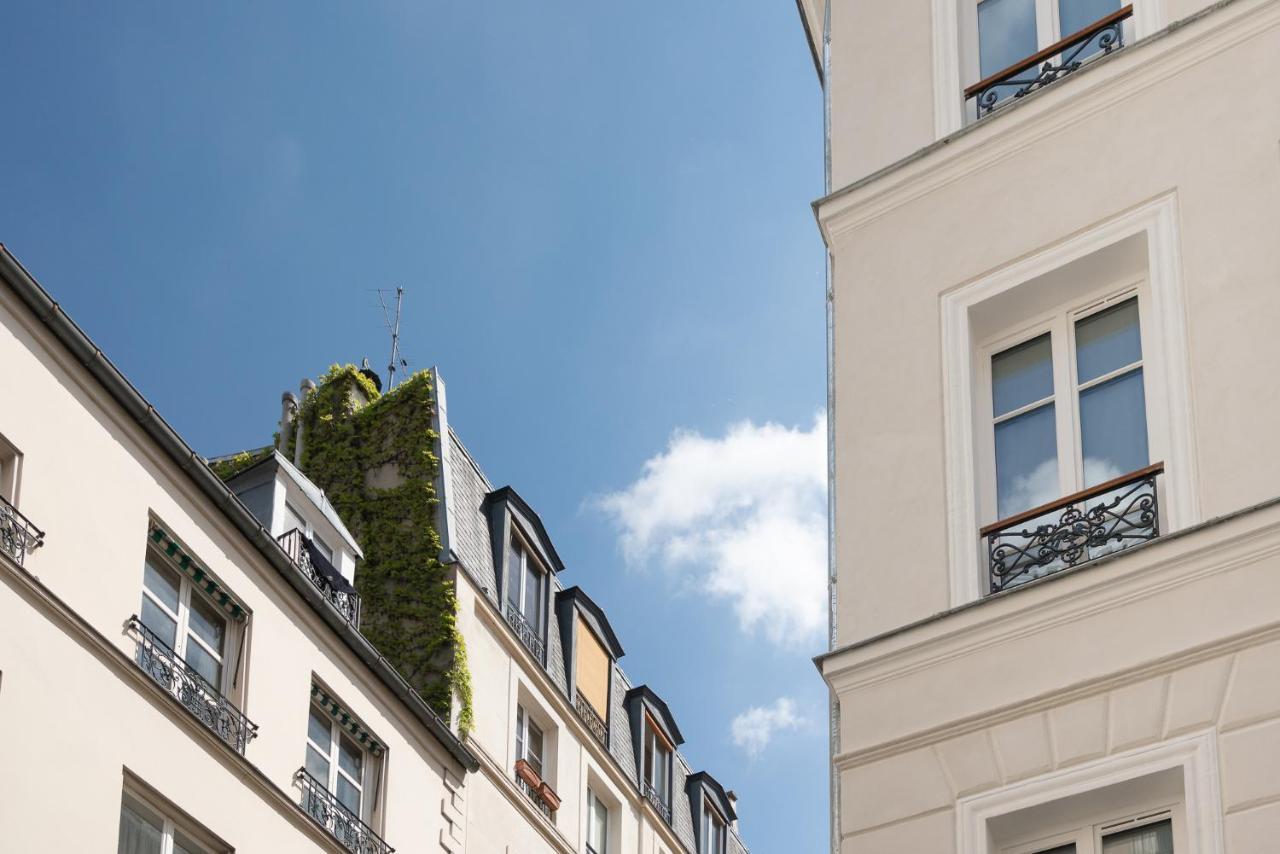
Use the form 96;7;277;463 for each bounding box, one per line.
293;378;316;467
278;391;299;452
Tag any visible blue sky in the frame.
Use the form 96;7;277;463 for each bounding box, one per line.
1;3;826;849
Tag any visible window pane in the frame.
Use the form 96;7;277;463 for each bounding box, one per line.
1076;299;1142;384
174;832;205;854
143;559;181;613
118;802;164;854
589;791;608;849
1101;819;1173;854
978;0;1038;78
187;594;226;657
336;775;362;815
527;719;544;775
507;540;523;607
995;403;1059;518
1080;369;1148;486
338;733;364;780
1059;0;1122;60
308;704;331;748
313;535;333;562
993;334;1054;416
306;744;331;783
140;597;178;649
523;562;543;628
184;640;222;687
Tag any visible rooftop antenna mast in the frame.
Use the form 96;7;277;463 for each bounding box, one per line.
377;286;406;390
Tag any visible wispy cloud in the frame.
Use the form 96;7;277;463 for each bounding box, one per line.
731;697;802;758
597;414;827;645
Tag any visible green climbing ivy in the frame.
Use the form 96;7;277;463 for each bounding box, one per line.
209;448;270;481
284;364;473;736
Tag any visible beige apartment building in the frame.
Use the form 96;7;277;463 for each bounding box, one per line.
794;0;1280;851
0;245;749;854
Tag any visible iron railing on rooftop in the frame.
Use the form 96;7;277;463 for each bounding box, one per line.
278;528;361;628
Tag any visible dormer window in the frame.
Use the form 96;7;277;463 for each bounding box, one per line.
642;715;673;817
505;535;547;660
700;799;727;854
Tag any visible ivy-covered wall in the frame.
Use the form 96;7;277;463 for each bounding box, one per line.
284;364;473;735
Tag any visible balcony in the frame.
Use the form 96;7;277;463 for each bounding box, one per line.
127;616;258;754
0;494;43;567
295;769;394;854
966;5;1132;117
504;601;546;663
514;758;559;819
574;690;608;747
278;529;361;628
983;462;1162;594
643;781;672;824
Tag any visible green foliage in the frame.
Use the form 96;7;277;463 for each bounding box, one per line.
210;448;269;481
293;364;473;735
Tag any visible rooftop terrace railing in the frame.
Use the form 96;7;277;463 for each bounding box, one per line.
983;462;1162;594
966;5;1132;116
278;528;361;628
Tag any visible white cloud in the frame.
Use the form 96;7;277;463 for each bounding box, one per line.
731;697;802;758
597;413;827;644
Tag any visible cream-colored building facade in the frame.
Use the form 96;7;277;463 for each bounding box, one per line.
794;0;1280;851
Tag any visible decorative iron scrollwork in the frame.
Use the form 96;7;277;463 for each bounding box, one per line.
128;616;258;754
295;768;395;854
278;528;361;628
0;494;44;566
986;467;1160;593
505;601;546;664
644;781;672;824
968;8;1130;116
574;690;609;747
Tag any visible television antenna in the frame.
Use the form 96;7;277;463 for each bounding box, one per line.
377;287;407;390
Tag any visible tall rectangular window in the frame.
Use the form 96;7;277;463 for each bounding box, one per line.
118;793;215;854
515;704;545;778
140;558;228;689
507;537;546;634
587;788;609;854
305;702;369;819
989;295;1148;521
643;720;672;805
701;800;727;854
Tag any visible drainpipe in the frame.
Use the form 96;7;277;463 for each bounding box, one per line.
822;1;841;853
294;378;316;467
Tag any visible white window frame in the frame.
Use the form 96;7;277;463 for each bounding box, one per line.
508;534;547;634
1002;808;1182;853
976;284;1150;526
700;797;728;854
515;703;547;779
586;786;610;854
119;789;220;854
306;701;375;823
141;553;237;696
642;715;674;806
930;0;1165;136
0;432;21;503
956;730;1223;854
941;194;1198;607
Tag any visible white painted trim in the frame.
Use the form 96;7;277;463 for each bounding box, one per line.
941;193;1200;607
955;729;1224;854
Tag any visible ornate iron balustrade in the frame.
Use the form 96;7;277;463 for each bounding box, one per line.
0;494;44;567
574;690;608;747
278;529;361;628
644;782;672;824
504;601;546;663
295;768;395;854
966;5;1132;116
984;463;1162;594
127;616;258;754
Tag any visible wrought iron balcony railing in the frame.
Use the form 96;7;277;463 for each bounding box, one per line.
295;768;394;854
643;781;672;824
127;616;258;754
966;5;1132;116
278;529;361;628
514;759;558;819
0;494;44;567
983;462;1162;594
504;601;546;663
574;690;608;747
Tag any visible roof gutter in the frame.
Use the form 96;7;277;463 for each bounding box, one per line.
0;245;479;774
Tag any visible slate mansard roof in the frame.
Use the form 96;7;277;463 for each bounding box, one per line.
442;426;748;854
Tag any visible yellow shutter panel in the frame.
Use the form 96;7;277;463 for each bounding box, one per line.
575;614;610;716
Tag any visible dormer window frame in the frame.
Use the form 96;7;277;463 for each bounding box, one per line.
642;710;675;812
557;586;625;749
487;487;565;666
699;797;728;854
507;529;549;642
687;772;737;854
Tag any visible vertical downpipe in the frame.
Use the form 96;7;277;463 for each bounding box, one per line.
822;1;840;852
